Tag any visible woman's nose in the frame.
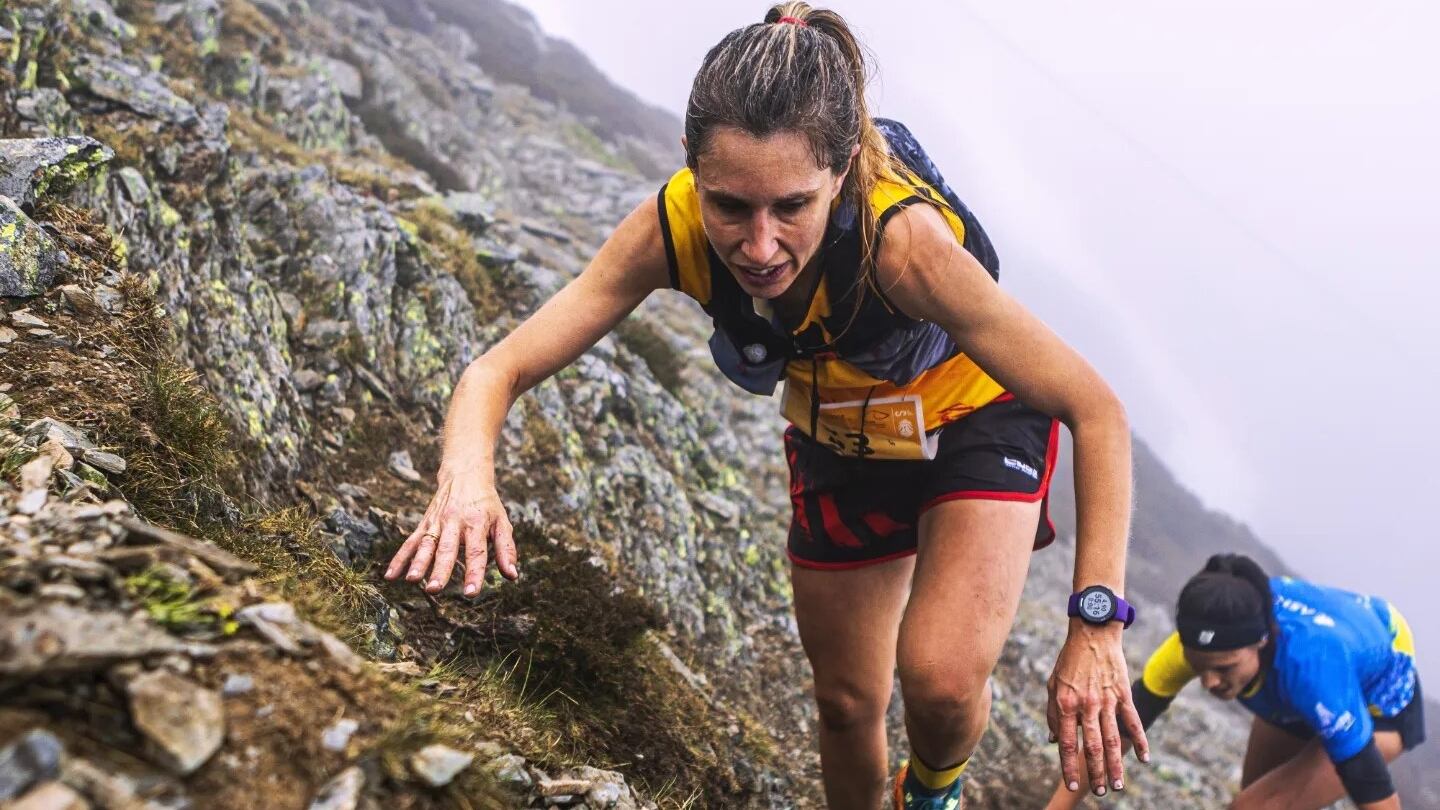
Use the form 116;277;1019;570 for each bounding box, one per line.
740;212;779;264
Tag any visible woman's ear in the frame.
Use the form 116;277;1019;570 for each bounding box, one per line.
682;136;696;170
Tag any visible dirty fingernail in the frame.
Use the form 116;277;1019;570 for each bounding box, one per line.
1141;752;1151;763
464;584;477;596
1114;780;1124;790
1068;782;1078;792
1095;786;1107;797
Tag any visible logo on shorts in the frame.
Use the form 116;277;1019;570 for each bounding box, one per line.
1003;457;1039;480
1314;613;1336;628
898;419;915;437
743;344;768;364
1198;629;1216;646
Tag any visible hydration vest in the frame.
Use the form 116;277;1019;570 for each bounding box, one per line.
656;119;1006;458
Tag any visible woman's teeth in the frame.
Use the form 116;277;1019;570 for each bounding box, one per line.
744;263;784;280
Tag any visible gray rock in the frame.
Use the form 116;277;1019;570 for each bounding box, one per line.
55;758;140;809
0;199;68;298
409;744;473;788
320;718;358;752
118;518;258;577
79;450;126;475
221;673;254;696
114;167;150;205
0;136;114;209
70;55;200;126
0;326;16;343
71;0;136;42
24;418;93;452
441;192;494;234
125;670;224;775
319;57;364;100
0;730;64;802
0;602;216;678
387;450;422;484
8;781;90;809
308;766;364;810
154;0;221;56
484;754;532;790
13;90;79;137
291;368;325;392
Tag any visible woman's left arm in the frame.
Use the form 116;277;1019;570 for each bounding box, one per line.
875;204;1149;796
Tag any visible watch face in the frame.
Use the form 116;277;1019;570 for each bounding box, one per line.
1080;590;1114;621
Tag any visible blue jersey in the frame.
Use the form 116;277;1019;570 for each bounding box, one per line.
1239;577;1416;761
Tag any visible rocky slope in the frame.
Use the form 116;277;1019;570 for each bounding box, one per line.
1;1;1433;809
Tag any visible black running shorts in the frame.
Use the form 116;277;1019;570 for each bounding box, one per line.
784;396;1061;570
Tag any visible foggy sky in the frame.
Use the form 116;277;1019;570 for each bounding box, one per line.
513;1;1440;666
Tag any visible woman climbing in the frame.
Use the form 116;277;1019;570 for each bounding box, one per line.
385;4;1148;806
1045;553;1425;810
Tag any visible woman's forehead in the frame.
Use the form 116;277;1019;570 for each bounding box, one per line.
694;127;830;201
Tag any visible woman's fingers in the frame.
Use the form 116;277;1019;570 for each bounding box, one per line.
425;517;462;592
405;529;439;583
1120;697;1151;763
1099;699;1126;791
385;522;430;580
462;514;492;597
1081;702;1107;795
492;514;518;580
424;519;462;593
1056;692;1081;791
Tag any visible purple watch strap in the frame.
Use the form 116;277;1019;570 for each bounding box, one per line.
1068;590;1137;628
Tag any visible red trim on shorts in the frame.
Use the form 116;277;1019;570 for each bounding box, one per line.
818;494;863;548
918;418;1062;513
788;547;918;571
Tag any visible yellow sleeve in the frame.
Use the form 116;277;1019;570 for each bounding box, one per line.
1141;632;1197;699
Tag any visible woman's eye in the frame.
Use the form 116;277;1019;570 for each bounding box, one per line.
715;199;746;214
775;201;805;215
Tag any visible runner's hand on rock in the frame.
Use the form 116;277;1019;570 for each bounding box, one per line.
383;472;518;597
1047;624;1150;797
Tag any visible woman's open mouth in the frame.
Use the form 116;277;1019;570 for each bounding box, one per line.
738;261;788;285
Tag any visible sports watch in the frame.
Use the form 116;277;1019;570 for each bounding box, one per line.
1067;585;1136;628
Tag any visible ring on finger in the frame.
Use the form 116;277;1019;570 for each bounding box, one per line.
421;532;439;541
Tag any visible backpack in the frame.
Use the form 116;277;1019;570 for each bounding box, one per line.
874;118;1000;280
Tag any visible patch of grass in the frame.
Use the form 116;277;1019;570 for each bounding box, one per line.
123;565;239;634
217;507;388;646
615;316;686;398
402;198;501;322
386;527;772;806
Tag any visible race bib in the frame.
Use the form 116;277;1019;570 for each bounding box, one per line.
781;380;938;460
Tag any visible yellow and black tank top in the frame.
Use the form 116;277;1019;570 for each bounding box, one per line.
656;119;1007;459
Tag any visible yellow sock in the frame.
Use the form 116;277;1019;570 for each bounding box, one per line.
910;755;969;791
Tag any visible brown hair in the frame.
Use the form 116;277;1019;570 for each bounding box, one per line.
684;2;899;269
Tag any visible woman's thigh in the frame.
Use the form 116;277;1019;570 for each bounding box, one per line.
791;555;915;719
897;497;1040;690
1240;716;1310;787
1235;731;1405;809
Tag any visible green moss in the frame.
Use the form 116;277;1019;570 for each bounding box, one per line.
124;566;239;634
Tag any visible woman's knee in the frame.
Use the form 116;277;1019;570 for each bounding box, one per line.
897;657;992;725
814;678;891;733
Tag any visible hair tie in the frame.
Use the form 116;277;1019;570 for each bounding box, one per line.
776;15;808;27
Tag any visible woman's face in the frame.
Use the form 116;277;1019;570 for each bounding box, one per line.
1185;639;1267;700
691;127;850;300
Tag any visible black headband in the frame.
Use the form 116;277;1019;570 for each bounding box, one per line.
1176;615;1269;651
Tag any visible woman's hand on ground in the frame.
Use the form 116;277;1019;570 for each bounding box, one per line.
383;472;518;597
1047;624;1150;797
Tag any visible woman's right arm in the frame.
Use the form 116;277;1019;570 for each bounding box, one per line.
384;195;672;596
